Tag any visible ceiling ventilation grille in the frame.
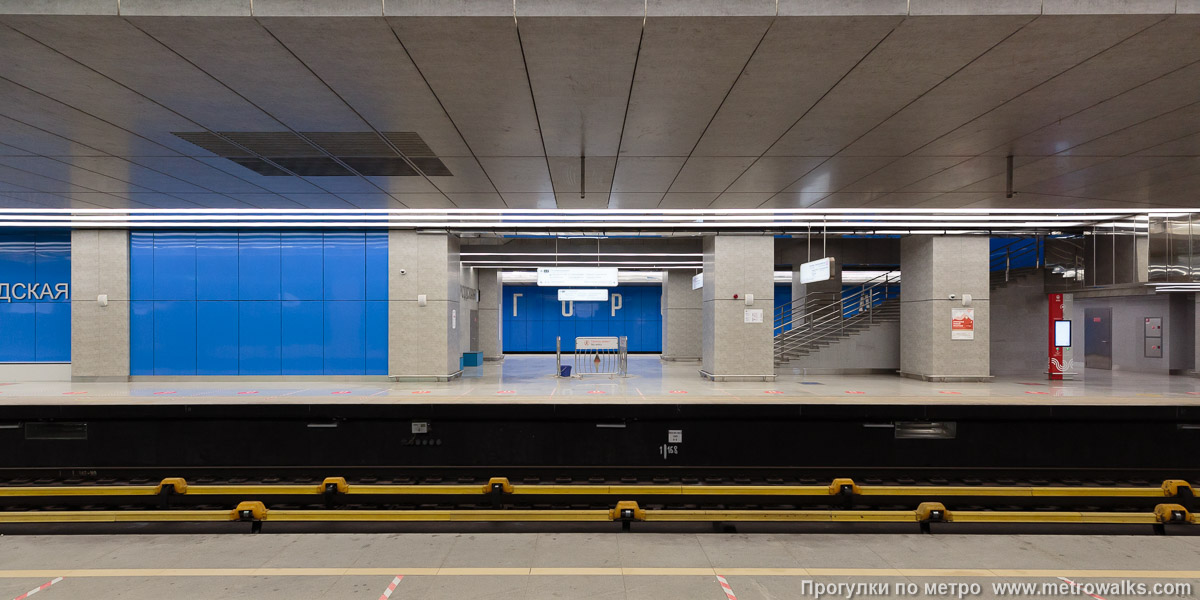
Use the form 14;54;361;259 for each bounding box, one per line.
172;131;452;178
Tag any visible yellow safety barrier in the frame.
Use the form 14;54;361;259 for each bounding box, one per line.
0;478;1192;501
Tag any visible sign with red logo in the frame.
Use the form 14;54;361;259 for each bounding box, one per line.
1048;293;1065;380
951;308;974;340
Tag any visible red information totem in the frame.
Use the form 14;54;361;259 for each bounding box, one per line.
1048;293;1064;380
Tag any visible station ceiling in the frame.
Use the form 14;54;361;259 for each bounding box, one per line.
1;1;1200;213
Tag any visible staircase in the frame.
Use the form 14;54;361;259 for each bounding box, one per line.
773;272;900;366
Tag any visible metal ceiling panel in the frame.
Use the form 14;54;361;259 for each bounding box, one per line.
1067;103;1200;156
611;157;687;193
916;15;1200;157
360;176;442;195
548;155;616;195
128;17;367;131
693;16;901;157
500;192;559;209
780;156;893;193
1135;130;1200;157
839;156;969;193
767;16;1031;156
0;114;108;157
841;15;1158;157
667;156;757;193
954;156;1109;193
2;15;282;132
518;17;642;157
1026;156;1182;195
391;193;457;209
191;157;324;194
259;18;473;157
709;192;774;208
0;157;153;195
447;192;507;208
389;17;544;156
619;16;773;156
478;157;554;193
555;193;611;209
725;157;826;193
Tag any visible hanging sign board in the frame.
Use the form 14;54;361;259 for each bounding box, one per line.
691;273;703;290
799;257;835;284
951;308;975;340
537;267;618;287
558;288;608;302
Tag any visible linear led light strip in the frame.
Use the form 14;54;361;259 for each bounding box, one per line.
0;208;1177;214
0;213;1122;222
462;260;701;265
0;220;1094;228
462;252;703;257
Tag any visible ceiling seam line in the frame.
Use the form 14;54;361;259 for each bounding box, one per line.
654;14;777;209
0;113;253;207
246;21;405;209
385;20;501;210
903;14;1172;159
750;20;904;209
783;16;1040;210
910;56;1200;205
6;20;298;209
114;21;342;207
513;14;551;210
607;13;646;209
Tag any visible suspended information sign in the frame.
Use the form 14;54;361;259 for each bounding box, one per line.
537;267;618;287
558;288;609;301
799;257;835;284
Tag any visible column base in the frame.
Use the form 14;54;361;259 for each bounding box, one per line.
898;372;994;383
698;369;776;382
71;375;130;382
661;355;701;362
390;371;463;382
483;355;505;362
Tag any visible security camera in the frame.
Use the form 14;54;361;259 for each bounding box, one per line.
948;293;957;300
400;269;407;275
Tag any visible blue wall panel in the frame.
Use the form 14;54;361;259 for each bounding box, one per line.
130;231;387;375
197;301;239;375
130;301;154;375
239;301;282;375
502;285;663;353
282;301;322;375
152;300;197;376
0;231;71;363
196;233;238;301
239;232;281;301
324;301;365;374
281;232;323;301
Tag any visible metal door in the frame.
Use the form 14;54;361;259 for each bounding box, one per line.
1084;308;1112;369
469;309;479;351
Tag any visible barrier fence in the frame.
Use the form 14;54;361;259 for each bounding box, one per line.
556;336;628;378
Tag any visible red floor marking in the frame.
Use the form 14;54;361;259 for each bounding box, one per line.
1057;577;1107;600
588;390;606;394
497;390;515;394
237;391;258;395
61;391;86;395
939;391;962;395
1188;392;1200;395
845;391;865;394
1019;382;1046;386
378;575;404;600
716;575;738;600
763;390;783;394
1025;391;1050;394
12;577;63;600
331;391;351;395
153;391;176;395
411;390;431;394
669;390;688;394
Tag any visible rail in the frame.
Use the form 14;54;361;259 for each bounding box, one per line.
773;270;900;362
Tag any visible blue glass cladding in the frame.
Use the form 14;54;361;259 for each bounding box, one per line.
0;231;70;362
129;231;387;375
502;285;662;352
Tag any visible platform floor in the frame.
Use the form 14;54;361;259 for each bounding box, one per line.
1;356;1198;406
0;530;1197;599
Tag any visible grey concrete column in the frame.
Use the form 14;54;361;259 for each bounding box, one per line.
661;270;701;361
70;229;130;381
899;236;991;381
389;231;461;380
458;265;478;354
700;236;775;381
478;268;503;361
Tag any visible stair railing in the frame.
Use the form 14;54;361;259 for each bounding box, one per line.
773;271;900;362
